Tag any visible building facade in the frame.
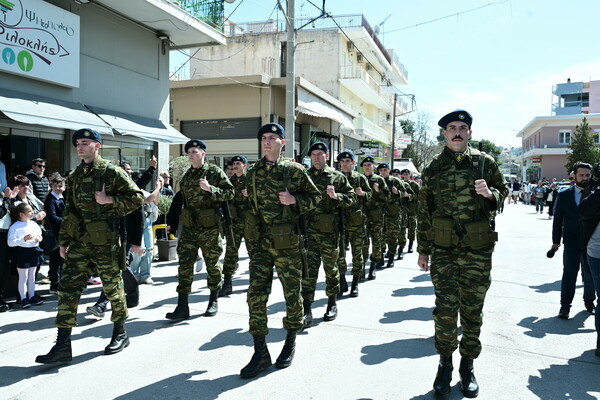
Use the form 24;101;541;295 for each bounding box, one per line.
553;79;600;116
0;0;225;183
170;14;409;166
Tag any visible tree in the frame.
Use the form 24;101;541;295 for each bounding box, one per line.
399;112;440;172
565;117;600;174
470;139;502;162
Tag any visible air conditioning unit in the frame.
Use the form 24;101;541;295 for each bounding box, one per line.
386;113;391;121
366;63;372;71
347;41;354;52
357;54;363;63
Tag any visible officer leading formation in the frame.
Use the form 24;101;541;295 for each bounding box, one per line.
417;110;507;398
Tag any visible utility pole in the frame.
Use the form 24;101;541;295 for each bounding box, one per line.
390;93;397;166
284;0;296;159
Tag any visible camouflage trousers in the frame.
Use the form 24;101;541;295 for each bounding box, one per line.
430;246;493;359
247;235;304;335
176;225;223;293
385;213;402;254
399;209;416;249
57;241;127;328
303;228;340;302
223;220;253;275
337;223;366;277
362;214;385;264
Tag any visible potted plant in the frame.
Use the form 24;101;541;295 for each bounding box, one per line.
156;193;177;261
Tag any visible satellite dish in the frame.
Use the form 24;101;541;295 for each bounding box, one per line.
224;0;236;3
374;25;380;35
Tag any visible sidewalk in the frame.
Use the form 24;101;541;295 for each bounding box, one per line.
0;201;598;399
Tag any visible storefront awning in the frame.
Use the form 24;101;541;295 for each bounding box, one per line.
297;87;355;130
85;107;189;144
0;90;113;134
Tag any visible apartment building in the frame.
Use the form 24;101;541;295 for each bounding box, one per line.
170;14;409;166
553;79;600;116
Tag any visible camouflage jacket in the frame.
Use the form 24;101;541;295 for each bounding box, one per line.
417;146;507;255
60;156;143;247
405;180;420;213
341;170;371;213
180;163;234;211
246;157;321;225
363;173;390;210
306;166;355;216
383;176;414;215
229;172;252;220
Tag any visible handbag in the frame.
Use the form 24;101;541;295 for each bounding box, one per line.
40;226;59;255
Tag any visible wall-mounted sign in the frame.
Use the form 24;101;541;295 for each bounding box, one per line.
531;157;541;164
0;0;80;87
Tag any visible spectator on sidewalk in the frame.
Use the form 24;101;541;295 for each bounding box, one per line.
26;158;50;203
159;171;174;196
551;162;596;319
0;186;19;311
523;180;532;205
0;147;7;193
533;181;546;214
44;176;66;293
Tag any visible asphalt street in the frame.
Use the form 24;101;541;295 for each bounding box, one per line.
1;201;599;400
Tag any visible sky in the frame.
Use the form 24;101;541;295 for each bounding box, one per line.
174;0;600;149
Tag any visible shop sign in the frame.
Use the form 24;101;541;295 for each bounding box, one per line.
0;0;80;87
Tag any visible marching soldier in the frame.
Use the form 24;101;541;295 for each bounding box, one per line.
417;110;507;398
360;156;390;279
240;123;321;378
302;142;355;327
399;168;420;256
166;140;234;321
336;151;371;297
220;155;252;297
36;128;143;364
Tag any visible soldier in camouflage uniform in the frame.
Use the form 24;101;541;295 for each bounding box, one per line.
399;168;420;256
220;155;252;297
336;151;371;297
302;142;355;327
417;110;507;398
360;157;390;280
240;123;321;379
166;140;234;321
36;128;143;364
378;163;413;268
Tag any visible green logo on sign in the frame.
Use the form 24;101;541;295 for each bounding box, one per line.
17;50;33;72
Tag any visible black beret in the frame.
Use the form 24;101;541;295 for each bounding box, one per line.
438;109;473;129
72;128;102;146
336;151;354;162
308;141;329;155
360;156;375;166
231;155;247;164
185;139;206;153
226;159;233;166
257;123;285;139
391;168;401;174
400;169;411;174
377;162;390;170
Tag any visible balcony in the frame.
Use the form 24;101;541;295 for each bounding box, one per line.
165;0;224;30
339;65;391;110
354;115;390;143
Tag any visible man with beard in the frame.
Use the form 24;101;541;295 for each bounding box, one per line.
551;161;597;319
417;110;507;398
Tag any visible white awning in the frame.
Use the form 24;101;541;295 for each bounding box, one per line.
297;87;354;130
88;107;189;144
0;90;112;134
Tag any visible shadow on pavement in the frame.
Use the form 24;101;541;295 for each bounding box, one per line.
410;274;432;283
392;286;434;297
529;279;561;293
361;336;436;365
518;311;595;338
380;307;434;324
528;349;600;399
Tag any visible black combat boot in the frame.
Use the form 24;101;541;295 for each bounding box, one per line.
459;357;479;398
218;273;233;297
240;335;272;379
396;247;404;260
407;239;414;253
350;275;359;297
35;328;72;364
323;295;338;321
205;290;218;316
165;292;190;321
433;354;453;396
386;253;395;268
275;330;296;368
105;322;130;355
338;273;348;299
303;299;313;329
368;263;377;280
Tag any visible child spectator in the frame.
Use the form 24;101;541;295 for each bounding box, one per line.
44;176;66;293
7;203;45;308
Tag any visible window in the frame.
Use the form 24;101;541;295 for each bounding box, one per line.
559;130;571;145
594;129;600;145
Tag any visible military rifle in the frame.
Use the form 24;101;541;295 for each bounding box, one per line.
221;200;236;248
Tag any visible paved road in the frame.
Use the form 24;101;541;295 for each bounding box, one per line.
1;201;599;400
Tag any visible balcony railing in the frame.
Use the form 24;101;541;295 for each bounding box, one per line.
354;115;390;143
340;65;381;94
166;0;224;30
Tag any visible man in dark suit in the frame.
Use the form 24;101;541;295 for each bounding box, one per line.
552;161;596;319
